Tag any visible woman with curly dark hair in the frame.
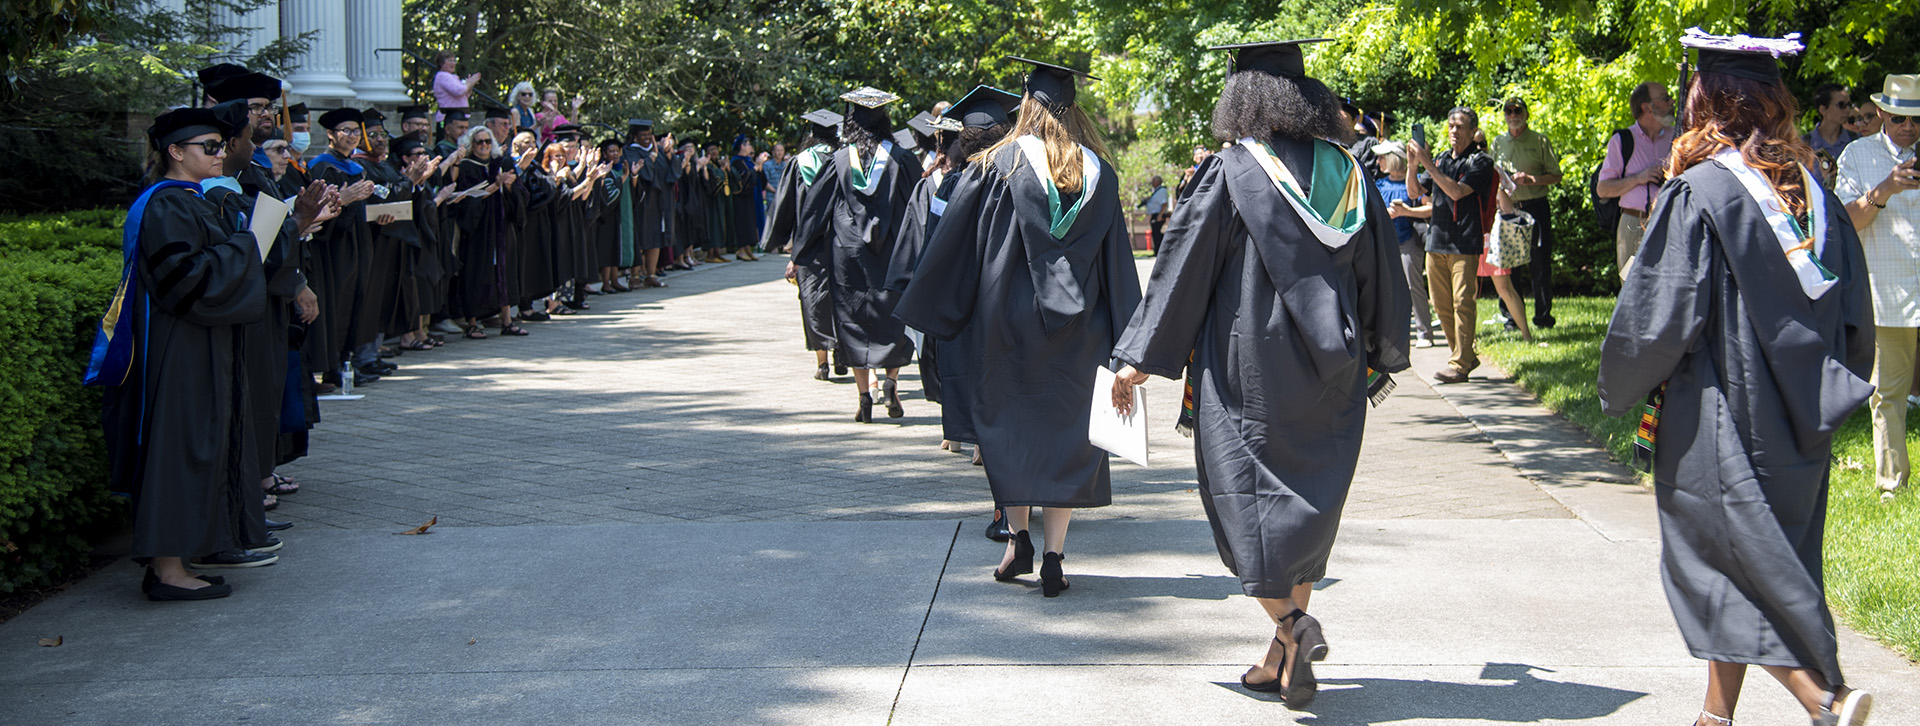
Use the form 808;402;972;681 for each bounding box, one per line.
1599;31;1875;726
1107;39;1410;708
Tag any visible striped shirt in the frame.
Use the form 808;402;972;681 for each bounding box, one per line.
1837;132;1920;326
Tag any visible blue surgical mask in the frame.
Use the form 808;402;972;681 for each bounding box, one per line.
290;131;311;153
200;176;242;195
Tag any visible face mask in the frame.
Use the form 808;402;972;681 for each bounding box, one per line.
290;131;311;153
200;176;242;195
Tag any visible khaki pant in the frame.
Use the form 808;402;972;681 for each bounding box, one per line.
1616;212;1646;279
1871;326;1918;492
1427;252;1478;372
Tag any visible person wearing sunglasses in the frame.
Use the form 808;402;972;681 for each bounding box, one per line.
1838;74;1920;507
1804;83;1860;165
306;108;383;389
101;102;270;600
448;126;527;338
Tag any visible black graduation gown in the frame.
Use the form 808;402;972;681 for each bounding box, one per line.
591;172;622;271
304;155;368;372
1598;161;1873;687
220;162;310;487
411;179;450;322
360;158;410;340
727;156;762;250
764;145;838;352
886;170;950;402
896;144;1142;507
799;143;922;369
892;167;979;443
450;158;518;317
1112;143;1411;596
517;166;558;307
623;145;679;253
102;187;266;558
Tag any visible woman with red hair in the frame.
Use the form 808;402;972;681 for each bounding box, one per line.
1599;31;1875;726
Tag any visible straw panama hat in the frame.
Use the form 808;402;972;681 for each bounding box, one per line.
1872;74;1920;116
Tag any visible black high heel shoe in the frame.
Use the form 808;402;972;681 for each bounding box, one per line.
815;363;831;381
1040;552;1070;597
883;378;904;418
1282;609;1327;708
855;393;873;423
994;530;1034;581
984;507;1012;542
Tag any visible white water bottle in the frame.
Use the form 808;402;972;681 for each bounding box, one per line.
340;361;354;396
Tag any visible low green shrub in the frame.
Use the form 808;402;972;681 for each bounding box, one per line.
0;210;127;593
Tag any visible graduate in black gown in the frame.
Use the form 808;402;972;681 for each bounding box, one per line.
727;135;764;260
622;119;680;288
1597;34;1875;726
96;105;267;600
199;66;328;517
768;109;844;380
895;60;1142;597
354;112;408;377
387;135;446;350
1109;40;1410;707
797;86;924;422
889;86;1019;457
699;142;735;262
306;108;381;385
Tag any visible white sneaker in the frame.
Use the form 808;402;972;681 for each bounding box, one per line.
430;319;463;334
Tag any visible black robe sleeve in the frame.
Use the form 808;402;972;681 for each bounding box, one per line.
1598;180;1712;417
893;165;988;341
761;155;804;251
1111;156;1236;378
1354;170;1413;374
143;192;267;324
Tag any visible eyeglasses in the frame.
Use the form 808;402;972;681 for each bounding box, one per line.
178;139;227;156
474;139;494;146
335;126;363;136
1889;115;1917;127
265;145;291;155
248;103;276;116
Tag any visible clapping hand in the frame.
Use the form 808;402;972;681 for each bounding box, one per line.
495;169;518;189
292;179;330;228
340;179;376;204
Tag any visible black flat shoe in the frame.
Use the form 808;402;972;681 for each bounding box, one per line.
1240;637;1288;693
985;507;1012;542
855;393;873;423
244;535;282;553
815;363;831;381
883;378;904;418
835;363;849;376
264;518;293;531
142;568;233;601
1041;551;1069;597
994;530;1034;581
144;567;225;588
522;310;551;322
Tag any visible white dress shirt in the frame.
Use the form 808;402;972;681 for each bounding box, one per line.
1838;132;1920;326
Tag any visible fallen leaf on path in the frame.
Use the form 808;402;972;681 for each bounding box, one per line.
37;636;61;647
395;516;438;535
2;540;16;553
468;638;477;645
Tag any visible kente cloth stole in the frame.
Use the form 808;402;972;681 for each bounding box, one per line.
1713;148;1834;299
1235;137;1366;249
847;141;894;196
797;145;831;186
1013;135;1101;239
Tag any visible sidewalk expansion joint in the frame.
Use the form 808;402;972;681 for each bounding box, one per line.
887;519;962;725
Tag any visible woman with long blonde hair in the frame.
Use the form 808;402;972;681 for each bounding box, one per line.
896;58;1142;598
1599;31;1875;726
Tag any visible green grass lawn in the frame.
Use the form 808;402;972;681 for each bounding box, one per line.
1475;296;1920;662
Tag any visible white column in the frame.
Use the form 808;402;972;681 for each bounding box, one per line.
345;0;410;103
279;0;356;101
211;2;278;60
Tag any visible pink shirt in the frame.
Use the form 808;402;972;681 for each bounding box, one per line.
1597;121;1675;212
432;71;472;110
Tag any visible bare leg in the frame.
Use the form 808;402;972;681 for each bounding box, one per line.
1040;507;1071;554
886;367;900;381
151;556;208;590
852;368;871;392
815;350;829;365
997;505;1032;570
644;248;661;278
1701;661;1746;724
1759;665;1842;720
1493;274;1532;341
498;305;515;331
1246;583;1318;687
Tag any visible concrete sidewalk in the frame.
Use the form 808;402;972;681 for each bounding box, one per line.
0;259;1912;724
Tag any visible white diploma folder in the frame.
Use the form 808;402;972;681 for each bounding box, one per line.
1089;366;1149;467
364;200;413;222
249;193;290;262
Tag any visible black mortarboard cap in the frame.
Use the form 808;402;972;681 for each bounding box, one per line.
1208;38;1332;80
840;86;900;128
906;111;937;138
287;102;309;122
209;99;250;137
442;108;470;122
148;104;242;149
628;118;654;132
392;136;428;156
949;85;1020;129
362;107;387;122
1005;56;1097;112
206;70;282;103
318;107;365;130
552;123;582;139
801;109;842;141
892;129;917;149
197;63;248;88
1694;47;1783;84
398;104;430;121
484;105;512;120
